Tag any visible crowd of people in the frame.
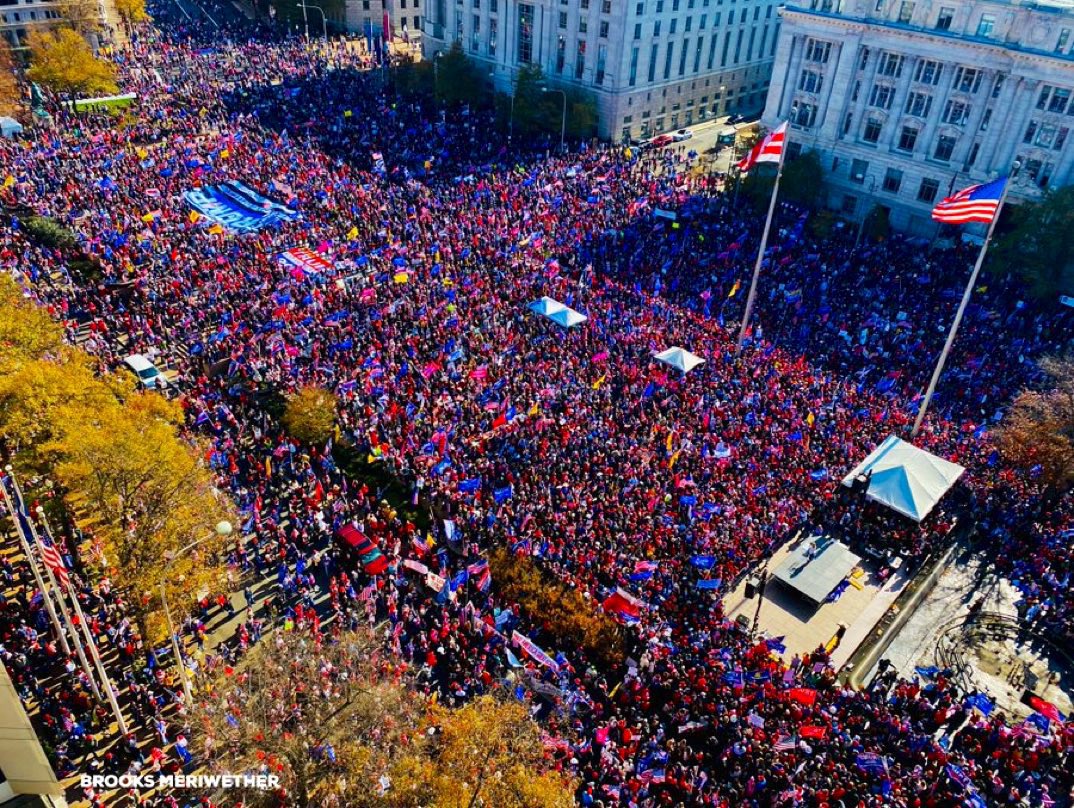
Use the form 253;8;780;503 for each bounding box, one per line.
1;3;1072;806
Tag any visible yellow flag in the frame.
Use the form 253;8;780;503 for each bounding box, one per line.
344;110;353;118
806;412;815;427
136;147;148;159
346;226;359;240
528;402;539;416
208;223;224;235
668;450;681;469
188;210;201;224
393;272;409;284
591;374;607;390
220;148;230;159
665;430;675;452
265;456;272;477
728;280;741;299
2;175;14;188
141;211;159;223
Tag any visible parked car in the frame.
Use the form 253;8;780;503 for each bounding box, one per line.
651;134;674;148
123;353;168;390
673;128;693;141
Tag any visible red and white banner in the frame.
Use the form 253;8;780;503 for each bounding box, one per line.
736;121;788;174
279;247;334;279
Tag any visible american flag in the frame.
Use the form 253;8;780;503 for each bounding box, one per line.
736;121;788;173
931;176;1007;224
774;734;797;751
38;535;70;588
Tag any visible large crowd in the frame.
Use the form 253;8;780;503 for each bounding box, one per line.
1;4;1072;806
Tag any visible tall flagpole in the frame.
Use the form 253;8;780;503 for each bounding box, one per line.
911;169;1016;438
736;133;788;353
0;471;71;656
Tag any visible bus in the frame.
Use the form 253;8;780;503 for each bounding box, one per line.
73;93;138;113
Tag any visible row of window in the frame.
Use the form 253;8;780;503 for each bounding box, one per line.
631;4;774;40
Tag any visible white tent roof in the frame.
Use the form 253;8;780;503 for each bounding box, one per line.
528;297;588;328
547;307;588;327
528;296;566;316
841;435;965;522
653;347;705;373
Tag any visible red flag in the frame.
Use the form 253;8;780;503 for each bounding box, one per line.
800;724;827;739
737;122;788;174
787;688;817;706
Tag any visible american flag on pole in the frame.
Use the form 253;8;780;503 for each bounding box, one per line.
38;534;70;588
931;176;1007;224
736;122;788;173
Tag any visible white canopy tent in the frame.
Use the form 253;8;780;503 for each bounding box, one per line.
653;347;706;374
528;297;588;328
841;435;965;522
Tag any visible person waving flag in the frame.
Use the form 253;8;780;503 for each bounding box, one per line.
736;121;788;173
931;176;1008;224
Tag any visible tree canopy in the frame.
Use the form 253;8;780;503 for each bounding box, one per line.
0;41;20;118
283;385;338;445
990;186;1074;298
26;28;118;98
114;0;150;26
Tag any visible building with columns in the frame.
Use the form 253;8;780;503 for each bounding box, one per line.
423;0;784;141
762;0;1074;235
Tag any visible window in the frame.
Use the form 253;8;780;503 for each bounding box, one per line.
1023;120;1037;143
882;167;902;193
634;22;641;38
489;18;497;54
597;43;607;83
917;178;939;203
798;69;823;93
1058;28;1071;53
579;18;587;33
663;41;674;79
979;108;991;131
942;99;970;125
905;91;932;117
654;20;660;35
841;194;858;215
1055;127;1070;151
935;6;953;30
556;34;566;72
976;13;995;37
805;38;831;63
602;0;611;10
859;48;869;70
877;52;903;77
517;2;534;62
648;43;659;82
679;37;689;74
685;15;692;30
869;83;895;109
1050;88;1070;114
862;115;883;142
913;59;942;86
637;2;644;12
897;1;914;23
559;11;566;27
953;66;982;94
599;20;609;37
967;142;979;166
850;158;869;182
629;46;639;85
576;39;586;79
934;133;956;161
669;18;676;33
1036;124;1057;148
472;13;480;51
991;74;1004;99
790;100;817;127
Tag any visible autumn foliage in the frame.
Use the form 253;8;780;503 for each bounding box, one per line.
995;355;1074;491
489;548;625;668
283;384;339;445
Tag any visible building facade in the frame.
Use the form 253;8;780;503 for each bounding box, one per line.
0;0;63;50
762;0;1074;235
423;0;783;140
344;0;423;50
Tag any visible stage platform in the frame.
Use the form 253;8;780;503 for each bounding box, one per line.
771;534;861;606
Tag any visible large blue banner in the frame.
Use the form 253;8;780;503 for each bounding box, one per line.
185;180;299;233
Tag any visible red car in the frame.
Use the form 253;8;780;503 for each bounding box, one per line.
651;134;674;148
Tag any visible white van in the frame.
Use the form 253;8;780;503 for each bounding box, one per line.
123;354;168;390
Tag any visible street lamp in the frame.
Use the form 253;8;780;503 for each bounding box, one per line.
296;1;328;39
160;520;233;704
541;86;567;152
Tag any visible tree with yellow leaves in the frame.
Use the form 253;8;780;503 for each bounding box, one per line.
283;385;338;445
995;355;1074;494
26;28;117;100
0;41;20;118
391;696;575;808
46;392;235;645
0;274;66;368
113;0;150;30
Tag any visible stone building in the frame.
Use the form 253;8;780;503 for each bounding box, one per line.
762;0;1074;235
423;0;783;140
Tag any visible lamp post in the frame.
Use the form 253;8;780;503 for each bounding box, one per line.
160;520;233;704
298;0;309;40
541;86;567;152
296;2;328;38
